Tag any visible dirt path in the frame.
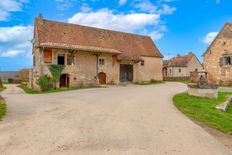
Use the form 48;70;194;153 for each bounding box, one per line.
0;83;231;155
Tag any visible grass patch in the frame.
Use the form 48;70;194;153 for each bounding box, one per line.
135;80;164;85
173;92;232;134
18;84;105;94
0;98;6;120
0;87;6;120
0;87;6;92
165;80;190;84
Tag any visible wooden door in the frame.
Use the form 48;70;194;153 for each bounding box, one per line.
98;72;106;84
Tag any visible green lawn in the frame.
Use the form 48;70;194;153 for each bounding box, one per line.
165;80;190;84
173;92;232;134
0;87;6;120
135;80;164;85
18;84;105;94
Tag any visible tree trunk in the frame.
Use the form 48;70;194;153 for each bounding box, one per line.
0;77;3;88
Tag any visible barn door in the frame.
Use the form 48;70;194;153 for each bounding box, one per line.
120;64;133;82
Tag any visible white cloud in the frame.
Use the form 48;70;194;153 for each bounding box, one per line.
55;0;77;11
159;4;176;15
131;0;176;15
0;0;27;21
68;9;160;34
0;26;33;57
202;32;218;45
216;0;220;4
81;3;92;12
133;0;157;13
119;0;127;6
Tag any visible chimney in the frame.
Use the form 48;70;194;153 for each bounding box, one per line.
188;52;193;55
176;54;180;57
38;14;43;25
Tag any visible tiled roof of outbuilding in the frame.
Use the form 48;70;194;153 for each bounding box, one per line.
164;53;194;67
34;16;163;61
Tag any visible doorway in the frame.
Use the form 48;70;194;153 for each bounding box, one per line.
98;72;106;84
60;74;70;87
120;64;133;82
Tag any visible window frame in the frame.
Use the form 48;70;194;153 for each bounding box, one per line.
141;60;145;66
99;58;105;66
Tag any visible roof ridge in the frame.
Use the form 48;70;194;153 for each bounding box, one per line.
40;18;152;39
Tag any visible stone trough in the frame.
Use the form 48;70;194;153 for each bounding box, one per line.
216;96;232;112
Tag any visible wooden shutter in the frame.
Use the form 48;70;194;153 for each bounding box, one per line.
219;57;224;66
44;49;52;63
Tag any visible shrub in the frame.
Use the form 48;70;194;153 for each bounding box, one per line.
8;78;14;83
36;75;53;91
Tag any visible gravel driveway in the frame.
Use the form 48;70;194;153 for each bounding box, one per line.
0;83;231;155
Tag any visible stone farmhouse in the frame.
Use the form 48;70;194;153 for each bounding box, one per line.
203;23;232;85
163;52;203;79
29;15;163;90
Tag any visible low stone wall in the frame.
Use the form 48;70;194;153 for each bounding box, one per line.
188;86;218;99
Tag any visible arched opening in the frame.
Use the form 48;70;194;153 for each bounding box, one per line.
60;74;70;88
98;72;106;84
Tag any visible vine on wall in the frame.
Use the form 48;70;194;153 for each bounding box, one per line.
48;65;65;89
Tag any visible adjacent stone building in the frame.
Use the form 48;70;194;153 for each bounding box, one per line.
163;52;203;79
29;15;163;90
203;23;232;85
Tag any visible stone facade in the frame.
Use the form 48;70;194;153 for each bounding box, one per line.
203;23;232;85
29;48;163;90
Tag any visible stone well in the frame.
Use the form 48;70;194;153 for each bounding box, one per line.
188;83;218;99
188;70;218;99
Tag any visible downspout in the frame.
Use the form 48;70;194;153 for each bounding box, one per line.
95;53;99;84
41;46;45;75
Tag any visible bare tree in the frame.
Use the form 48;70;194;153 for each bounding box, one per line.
0;77;3;88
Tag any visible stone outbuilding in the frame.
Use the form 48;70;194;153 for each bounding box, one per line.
163;52;203;79
203;23;232;85
29;15;164;90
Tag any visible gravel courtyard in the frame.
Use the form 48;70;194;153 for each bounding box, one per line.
0;83;231;155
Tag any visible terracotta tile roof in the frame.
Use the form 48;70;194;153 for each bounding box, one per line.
34;17;163;61
165;53;194;67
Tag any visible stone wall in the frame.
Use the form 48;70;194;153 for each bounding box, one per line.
203;24;232;85
29;47;163;90
135;57;163;82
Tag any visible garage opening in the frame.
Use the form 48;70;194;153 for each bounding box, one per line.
60;74;70;88
120;64;133;82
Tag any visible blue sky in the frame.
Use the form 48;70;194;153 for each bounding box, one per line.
0;0;232;71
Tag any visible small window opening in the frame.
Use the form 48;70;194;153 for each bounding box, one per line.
58;55;65;65
141;60;145;66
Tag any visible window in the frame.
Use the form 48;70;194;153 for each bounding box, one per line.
169;69;171;73
67;55;74;65
99;58;105;65
58;55;65;65
224;57;231;65
141;60;145;66
44;49;52;63
33;56;35;66
179;68;181;73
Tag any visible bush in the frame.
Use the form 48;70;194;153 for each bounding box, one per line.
36;75;53;91
8;78;14;83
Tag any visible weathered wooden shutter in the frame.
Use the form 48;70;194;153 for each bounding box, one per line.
219;57;224;66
